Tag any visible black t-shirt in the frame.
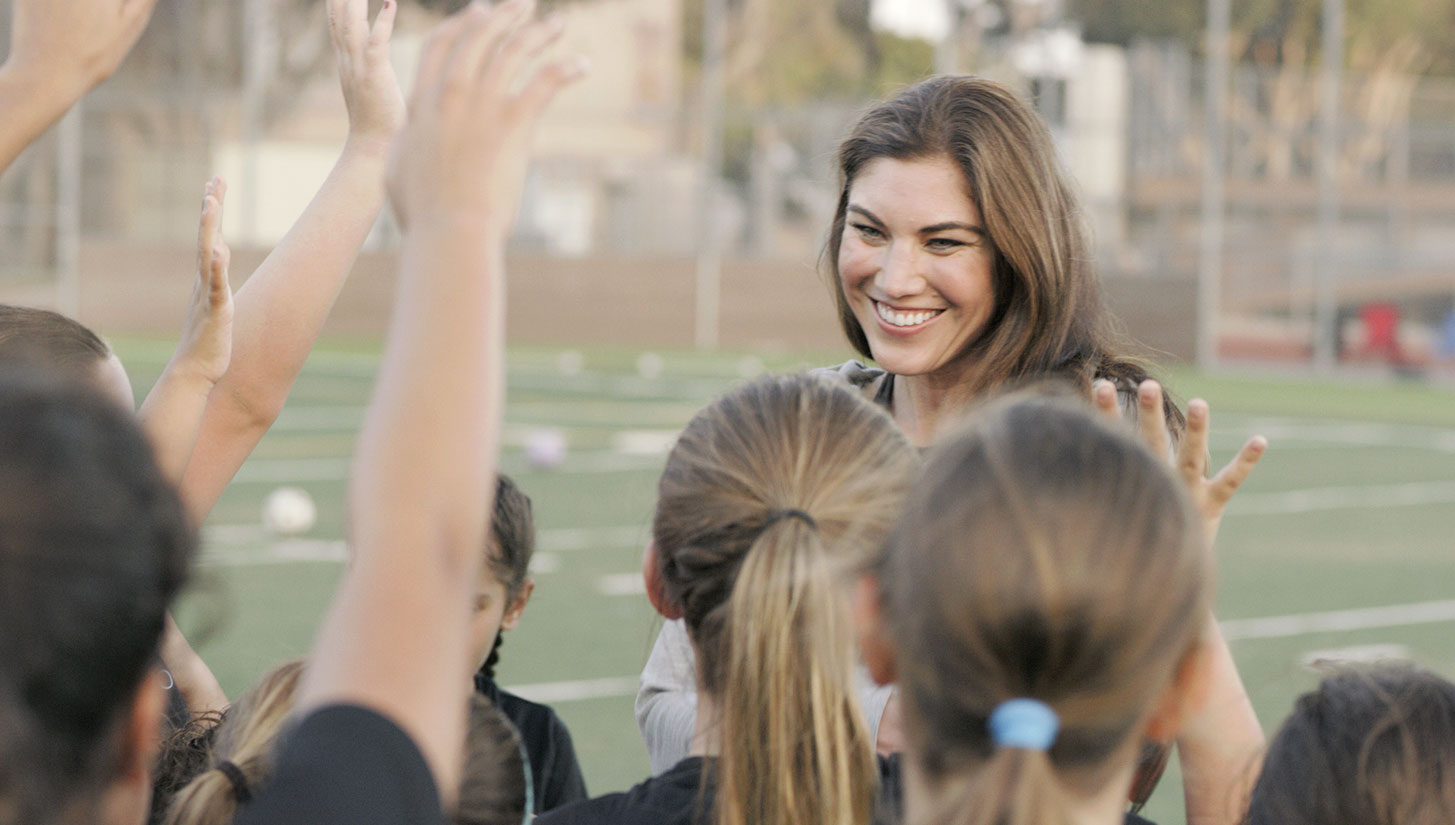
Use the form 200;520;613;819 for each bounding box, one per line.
233;704;444;825
475;674;589;813
540;755;1159;825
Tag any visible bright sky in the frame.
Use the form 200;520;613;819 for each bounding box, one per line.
871;0;950;41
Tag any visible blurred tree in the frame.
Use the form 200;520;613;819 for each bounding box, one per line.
1070;0;1455;75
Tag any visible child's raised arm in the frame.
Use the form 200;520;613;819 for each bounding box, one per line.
175;0;406;521
0;0;159;174
138;177;233;484
293;0;582;799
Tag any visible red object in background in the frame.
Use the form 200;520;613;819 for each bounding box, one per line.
1355;303;1407;365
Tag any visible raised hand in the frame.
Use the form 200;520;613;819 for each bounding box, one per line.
173;177;234;386
387;0;585;231
328;0;406;149
4;0;160;96
0;0;161;174
1093;379;1266;546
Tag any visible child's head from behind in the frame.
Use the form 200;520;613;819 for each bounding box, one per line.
470;475;536;680
0;304;132;409
455;695;530;825
161;659;306;825
866;393;1211;825
1246;665;1455;825
0;368;195;825
647;374;918;825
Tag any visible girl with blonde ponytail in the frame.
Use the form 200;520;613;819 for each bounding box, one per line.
856;394;1218;825
161;660;305;825
539;374;918;825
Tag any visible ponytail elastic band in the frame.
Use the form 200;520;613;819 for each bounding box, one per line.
988;698;1059;751
216;760;253;804
762;508;817;530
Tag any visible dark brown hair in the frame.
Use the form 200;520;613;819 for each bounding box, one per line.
477;474;535;681
455;695;530;825
0;367;195;825
0;305;110;373
825;76;1180;431
878;393;1208;825
653;374;918;825
1246;665;1455;825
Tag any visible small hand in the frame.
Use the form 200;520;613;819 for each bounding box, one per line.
329;0;406;148
172;177;234;385
1093;379;1266;546
4;0;161;97
387;0;586;231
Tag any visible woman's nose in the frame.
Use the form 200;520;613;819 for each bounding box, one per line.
876;242;925;299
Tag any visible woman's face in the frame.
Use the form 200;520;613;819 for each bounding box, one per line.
838;154;995;380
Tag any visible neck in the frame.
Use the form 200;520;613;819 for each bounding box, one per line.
903;751;1136;825
891;368;983;448
689;687;722;758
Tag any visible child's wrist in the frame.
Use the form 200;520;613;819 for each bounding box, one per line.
343;130;397;161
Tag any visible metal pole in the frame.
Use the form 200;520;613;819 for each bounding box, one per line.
693;0;727;349
1197;0;1229;369
935;0;962;74
241;0;275;243
1312;0;1344;373
55;106;83;319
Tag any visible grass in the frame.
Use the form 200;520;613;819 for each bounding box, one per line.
109;339;1455;823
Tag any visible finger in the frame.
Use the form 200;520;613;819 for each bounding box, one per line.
451;0;534;90
414;3;486;103
196;177;223;276
369;0;398;56
340;0;366;52
1136;380;1170;459
208;180;231;302
1178;398;1210;484
489;13;566;95
1207;436;1267;508
1091;378;1120;423
513;55;588;121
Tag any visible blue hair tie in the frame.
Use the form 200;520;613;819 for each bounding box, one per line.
988;698;1059;751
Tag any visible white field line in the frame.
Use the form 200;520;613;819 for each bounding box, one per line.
228;452;663;484
503;676;640;704
501;600;1455;705
201;524;644;553
1232;480;1455;514
1221;599;1455;641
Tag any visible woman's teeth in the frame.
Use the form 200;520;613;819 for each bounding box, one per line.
875;302;943;328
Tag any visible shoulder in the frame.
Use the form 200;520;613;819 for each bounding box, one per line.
493;687;579;749
233;704;442;825
809;360;888;402
537;759;705;825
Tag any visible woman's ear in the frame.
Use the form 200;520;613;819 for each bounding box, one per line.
853;573;897;686
641;541;684;620
500;579;535;631
1144;640;1215;741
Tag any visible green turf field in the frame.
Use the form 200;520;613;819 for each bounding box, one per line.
115;339;1455;825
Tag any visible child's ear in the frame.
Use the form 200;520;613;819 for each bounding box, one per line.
501;579;535;631
853;573;897;686
642;541;684;620
1144;639;1215;741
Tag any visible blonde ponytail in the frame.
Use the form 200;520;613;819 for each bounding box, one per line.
653;374;917;825
162;660;305;825
714;519;874;825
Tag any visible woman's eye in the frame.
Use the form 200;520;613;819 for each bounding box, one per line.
926;238;964;251
853;224;885;241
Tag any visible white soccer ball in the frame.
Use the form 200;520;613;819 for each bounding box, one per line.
636;352;665;379
525;428;568;470
262;487;317;536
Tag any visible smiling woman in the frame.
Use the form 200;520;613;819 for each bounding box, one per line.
824;75;1179;447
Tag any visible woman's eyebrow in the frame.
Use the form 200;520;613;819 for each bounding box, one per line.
847;205;886;227
919;221;986;235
